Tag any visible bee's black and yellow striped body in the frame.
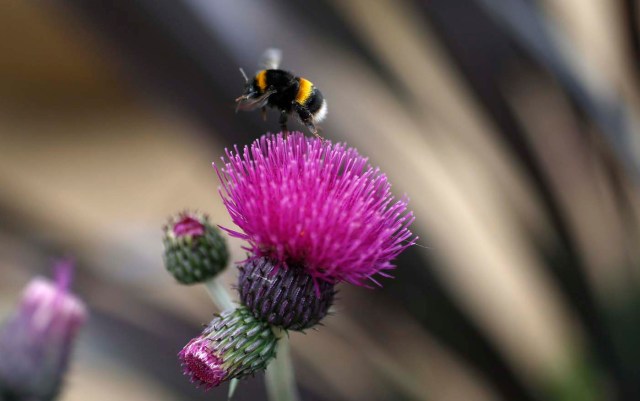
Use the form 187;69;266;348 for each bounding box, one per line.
253;69;325;118
236;51;327;138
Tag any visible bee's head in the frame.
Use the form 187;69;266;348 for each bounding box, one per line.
236;69;257;100
235;68;273;112
242;81;259;98
237;68;257;96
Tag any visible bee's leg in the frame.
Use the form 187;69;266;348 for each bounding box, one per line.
279;110;289;138
307;123;324;140
261;107;267;121
294;104;324;140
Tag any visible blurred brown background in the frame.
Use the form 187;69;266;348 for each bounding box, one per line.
1;1;640;400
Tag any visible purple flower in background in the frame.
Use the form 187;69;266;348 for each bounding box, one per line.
0;260;87;401
214;132;416;286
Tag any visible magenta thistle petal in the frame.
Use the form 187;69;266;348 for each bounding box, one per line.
173;215;206;237
214;132;416;286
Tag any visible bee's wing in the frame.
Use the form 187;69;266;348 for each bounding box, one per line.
235;89;277;112
259;48;282;70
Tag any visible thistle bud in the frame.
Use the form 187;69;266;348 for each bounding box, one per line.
239;257;335;331
179;307;278;389
0;260;87;401
163;211;229;284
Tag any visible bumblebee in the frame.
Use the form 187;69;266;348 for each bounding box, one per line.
235;49;327;138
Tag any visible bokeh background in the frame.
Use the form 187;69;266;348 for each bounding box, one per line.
1;1;640;400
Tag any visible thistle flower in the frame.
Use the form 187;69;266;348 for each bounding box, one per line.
163;211;229;284
0;260;87;401
179;307;278;389
238;257;335;331
214;132;415;286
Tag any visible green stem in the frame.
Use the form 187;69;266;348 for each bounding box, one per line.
203;278;238;400
265;328;300;401
227;378;239;401
204;277;235;311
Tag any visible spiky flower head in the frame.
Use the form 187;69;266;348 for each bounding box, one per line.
179;307;278;389
0;260;87;401
239;257;335;331
214;132;415;286
163;211;229;285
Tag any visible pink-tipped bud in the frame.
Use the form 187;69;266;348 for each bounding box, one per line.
178;307;278;390
163;211;229;285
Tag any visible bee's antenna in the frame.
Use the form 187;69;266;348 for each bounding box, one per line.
239;68;249;83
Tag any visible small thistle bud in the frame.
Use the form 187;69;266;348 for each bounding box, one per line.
179;307;278;389
239;257;335;331
0;260;87;401
163;211;229;284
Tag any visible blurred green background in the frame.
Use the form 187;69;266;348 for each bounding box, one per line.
1;1;639;400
